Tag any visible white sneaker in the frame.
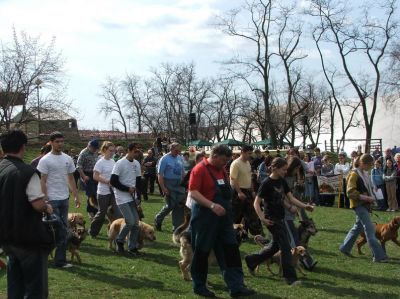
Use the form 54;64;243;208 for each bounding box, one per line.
60;263;73;269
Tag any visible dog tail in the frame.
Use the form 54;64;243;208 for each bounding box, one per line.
172;221;190;245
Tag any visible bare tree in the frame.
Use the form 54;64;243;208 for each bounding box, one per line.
122;74;150;133
99;77;128;139
307;0;398;152
0;28;65;130
216;0;308;147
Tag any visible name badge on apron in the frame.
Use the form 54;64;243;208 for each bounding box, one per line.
217;179;225;185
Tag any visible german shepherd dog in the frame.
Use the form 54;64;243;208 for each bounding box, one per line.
172;206;248;281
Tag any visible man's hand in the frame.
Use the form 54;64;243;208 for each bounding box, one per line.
82;175;89;183
128;187;136;194
45;204;53;214
261;217;274;226
238;191;247;201
74;196;81;208
304;204;314;212
211;203;226;216
162;187;169;196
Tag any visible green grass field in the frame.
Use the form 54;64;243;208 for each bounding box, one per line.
1;192;399;299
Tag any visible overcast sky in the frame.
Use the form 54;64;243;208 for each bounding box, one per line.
0;0;398;150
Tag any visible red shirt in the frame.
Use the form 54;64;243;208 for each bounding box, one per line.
188;158;227;201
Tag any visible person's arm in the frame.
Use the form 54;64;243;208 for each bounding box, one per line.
40;173;48;198
190;190;225;216
27;173;53;213
253;195;273;226
157;174;169;196
286;192;314;211
93;170;109;184
76;152;89;182
110;174;135;193
68;173;80;208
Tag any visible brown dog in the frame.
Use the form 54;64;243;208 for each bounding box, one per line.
263;246;307;277
356;216;400;254
68;213;86;229
173;221;247;281
108;218;156;251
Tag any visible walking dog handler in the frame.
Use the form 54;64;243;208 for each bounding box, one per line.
189;145;256;298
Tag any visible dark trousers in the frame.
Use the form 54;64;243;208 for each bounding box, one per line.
49;199;68;267
339;179;350;208
190;198;245;294
90;193;121;237
232;189;263;236
80;176;98;216
143;174;156;200
245;220;297;284
4;245;49;299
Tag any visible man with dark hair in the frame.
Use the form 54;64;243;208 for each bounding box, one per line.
37;131;80;268
230;145;263;236
0;130;54;298
31;143;52;169
77;139;100;219
110;143;142;256
189;144;256;298
154;142;185;231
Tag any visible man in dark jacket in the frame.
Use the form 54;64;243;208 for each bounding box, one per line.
0;130;54;298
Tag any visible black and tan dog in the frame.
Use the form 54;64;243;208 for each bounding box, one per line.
172;207;248;281
67;213;87;264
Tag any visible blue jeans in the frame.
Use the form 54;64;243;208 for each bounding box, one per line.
49;199;69;266
339;205;387;261
155;179;185;230
4;245;48;299
117;201;140;250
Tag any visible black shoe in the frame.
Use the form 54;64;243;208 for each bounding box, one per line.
154;221;162;232
244;255;256;276
309;261;318;271
127;249;143;257
115;240;124;253
194;288;216;298
231;287;256;298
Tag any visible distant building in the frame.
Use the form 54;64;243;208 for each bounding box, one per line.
12;108;79;142
78;130;153;141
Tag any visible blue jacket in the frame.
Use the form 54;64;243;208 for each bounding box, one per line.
371;168;384;187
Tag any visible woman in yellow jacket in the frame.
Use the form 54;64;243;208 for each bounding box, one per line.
339;154;388;262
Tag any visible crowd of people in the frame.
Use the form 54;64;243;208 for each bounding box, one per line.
0;129;398;298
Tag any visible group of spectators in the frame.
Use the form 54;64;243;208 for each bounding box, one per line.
1;128;398;298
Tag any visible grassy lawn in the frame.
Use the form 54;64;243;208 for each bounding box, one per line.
1;192;400;299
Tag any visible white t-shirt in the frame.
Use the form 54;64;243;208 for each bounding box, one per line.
37;152;75;201
26;173;45;202
93;157;115;195
112;157;141;205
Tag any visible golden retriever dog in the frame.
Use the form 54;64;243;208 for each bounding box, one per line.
173;220;247;281
356;215;400;254
262;246;307;277
108;218;156;251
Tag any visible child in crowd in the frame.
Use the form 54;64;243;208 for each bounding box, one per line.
371;159;387;211
383;158;398;212
244;158;314;286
